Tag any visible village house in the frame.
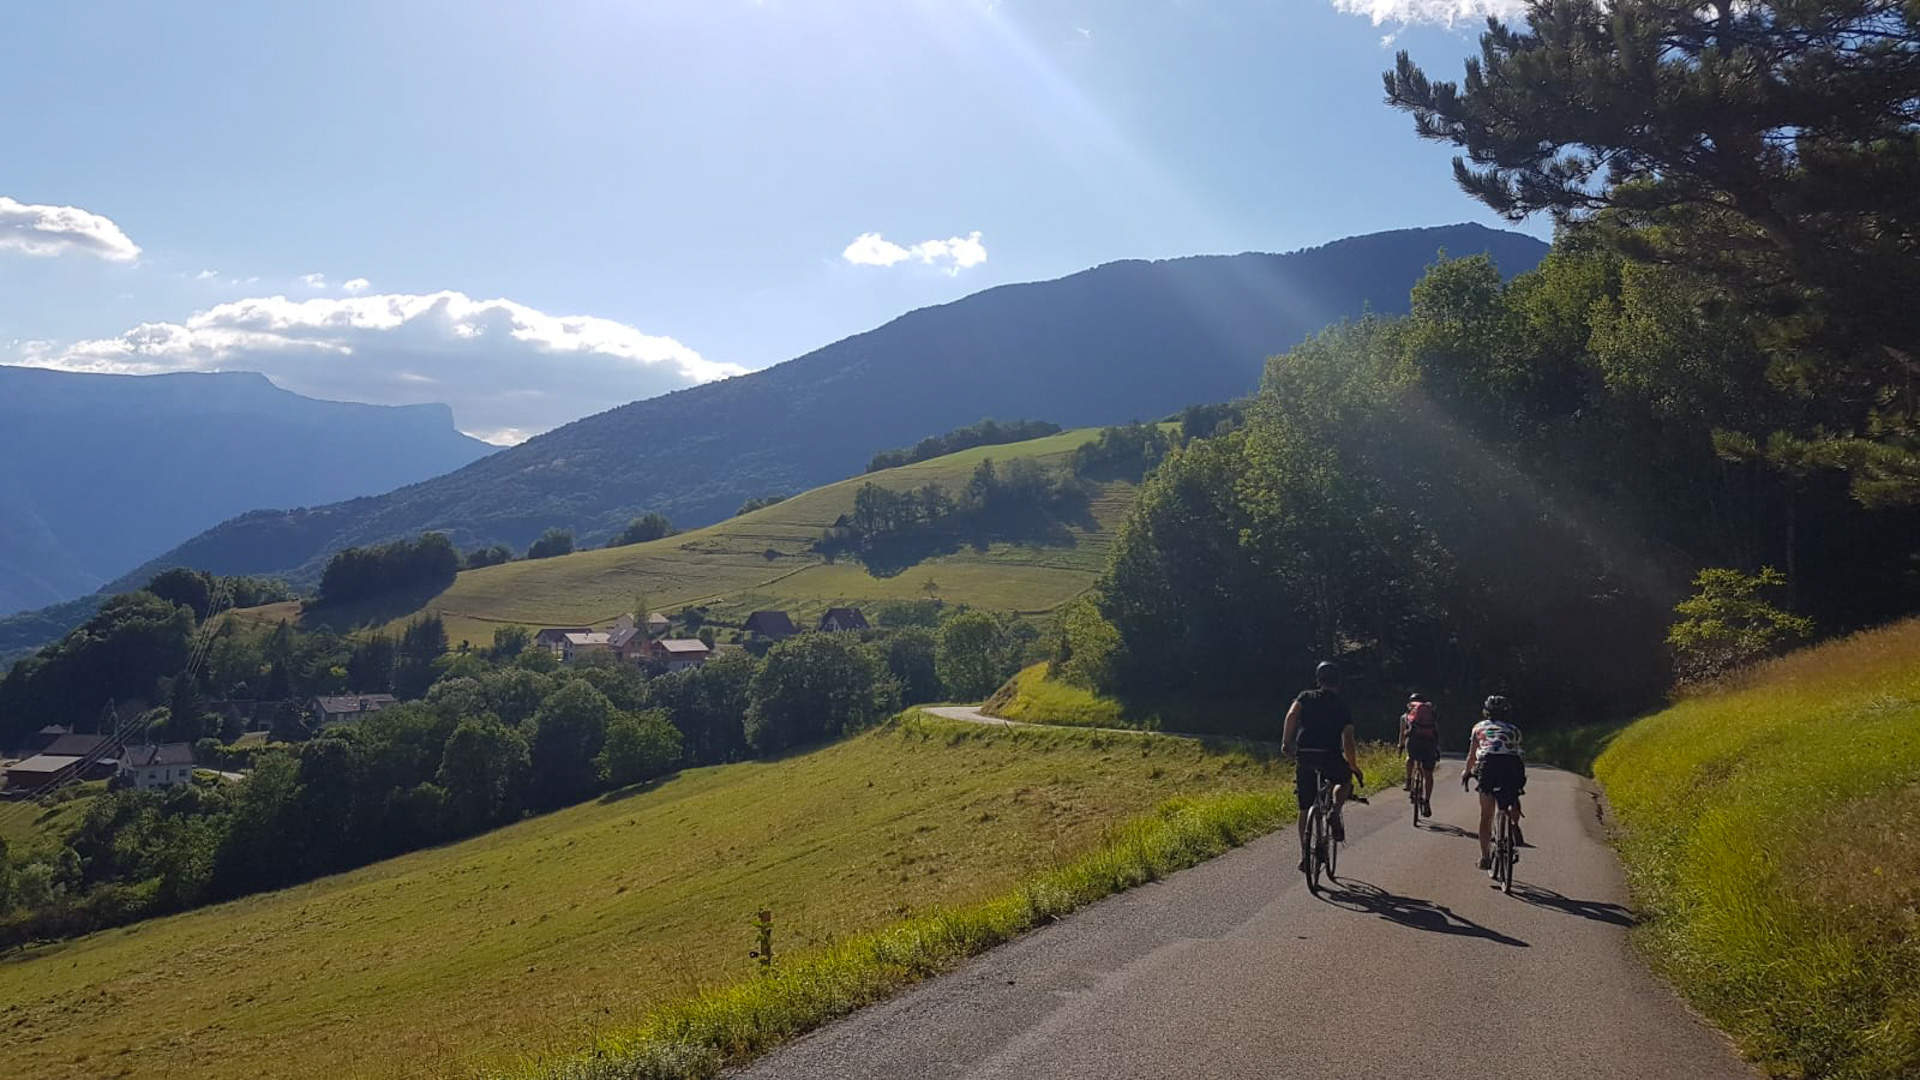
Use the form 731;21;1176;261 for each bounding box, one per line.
819;607;870;633
4;753;84;793
559;631;614;662
38;733;120;781
648;638;714;672
743;610;798;641
28;724;71;754
534;627;592;654
119;743;198;791
311;693;399;729
646;612;671;636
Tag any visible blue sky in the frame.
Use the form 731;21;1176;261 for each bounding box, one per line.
1;0;1535;443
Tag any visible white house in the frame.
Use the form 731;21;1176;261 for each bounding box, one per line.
119;743;198;791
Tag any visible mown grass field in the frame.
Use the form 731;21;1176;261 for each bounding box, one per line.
231;429;1133;646
0;786;98;857
1595;618;1920;1080
0;716;1314;1080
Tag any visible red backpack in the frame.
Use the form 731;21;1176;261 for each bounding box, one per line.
1405;702;1438;741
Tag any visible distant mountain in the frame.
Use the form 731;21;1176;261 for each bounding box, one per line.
96;223;1548;598
0;367;490;615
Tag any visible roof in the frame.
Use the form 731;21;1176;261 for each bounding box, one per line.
608;626;642;648
42;733;110;757
534;626;591;640
7;754;82;775
313;694;399;716
123;743;197;768
656;638;713;654
646;612;671;626
744;610;798;636
37;724;71;736
821;607;870;630
562;632;613;647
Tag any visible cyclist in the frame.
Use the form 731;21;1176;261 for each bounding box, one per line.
1399;692;1440;817
1281;660;1365;874
1462;694;1526;871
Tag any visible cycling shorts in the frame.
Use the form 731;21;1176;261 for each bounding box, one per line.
1475;753;1526;808
1294;749;1351;810
1405;737;1439;767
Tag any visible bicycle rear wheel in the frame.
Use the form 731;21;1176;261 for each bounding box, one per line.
1499;809;1516;893
1328;815;1340;881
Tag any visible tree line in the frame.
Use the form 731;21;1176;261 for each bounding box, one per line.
0;599;1037;946
1054;245;1918;730
866;418;1062;473
823;457;1088;558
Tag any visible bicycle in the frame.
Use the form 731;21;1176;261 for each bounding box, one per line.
1301;759;1368;893
1463;769;1520;894
1490;797;1519;894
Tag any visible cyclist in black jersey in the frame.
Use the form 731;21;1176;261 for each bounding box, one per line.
1281;660;1365;874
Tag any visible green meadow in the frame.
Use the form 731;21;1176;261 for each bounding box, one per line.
0;716;1310;1080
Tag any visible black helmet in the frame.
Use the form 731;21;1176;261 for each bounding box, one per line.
1408;691;1430;704
1314;661;1340;687
1483;694;1512;717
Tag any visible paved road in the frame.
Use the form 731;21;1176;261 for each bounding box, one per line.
921;705;1205;741
737;759;1755;1080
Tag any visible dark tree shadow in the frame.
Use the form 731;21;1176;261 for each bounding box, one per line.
1318;879;1530;947
595;771;686;805
1420;822;1480;841
1509;882;1638;927
826;491;1097;579
297;579;450;632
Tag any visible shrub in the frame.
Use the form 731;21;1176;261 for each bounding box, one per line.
1667;567;1814;685
528;528;576;560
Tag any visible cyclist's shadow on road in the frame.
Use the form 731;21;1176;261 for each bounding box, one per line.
1315;879;1529;947
1509;882;1637;927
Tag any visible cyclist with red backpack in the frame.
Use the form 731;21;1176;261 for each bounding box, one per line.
1399;693;1440;818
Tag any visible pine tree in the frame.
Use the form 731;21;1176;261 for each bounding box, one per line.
1387;0;1920;503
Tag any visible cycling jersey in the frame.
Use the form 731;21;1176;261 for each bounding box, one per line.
1469;718;1522;758
1291;688;1352;753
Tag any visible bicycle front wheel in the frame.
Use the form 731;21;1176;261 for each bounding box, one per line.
1302;807;1321;891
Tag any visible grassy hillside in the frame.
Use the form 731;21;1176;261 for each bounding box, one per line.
245;428;1133;645
0;716;1306;1080
1595;619;1920;1080
0;786;98;857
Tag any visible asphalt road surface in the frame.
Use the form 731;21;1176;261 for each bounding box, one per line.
737;759;1755;1080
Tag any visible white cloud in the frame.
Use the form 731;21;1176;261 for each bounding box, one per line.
1330;0;1527;27
0;195;141;262
841;230;988;275
842;232;912;267
298;272;327;288
195;269;220;280
341;277;371;294
15;291;745;440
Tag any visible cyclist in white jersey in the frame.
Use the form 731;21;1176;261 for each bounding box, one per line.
1462;694;1526;871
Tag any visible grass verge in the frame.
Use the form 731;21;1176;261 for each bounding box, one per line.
1595;617;1920;1080
982;663;1137;729
490;730;1397;1080
1525;719;1632;776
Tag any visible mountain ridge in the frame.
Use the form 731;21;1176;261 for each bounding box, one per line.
37;224;1545;628
0;366;490;615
